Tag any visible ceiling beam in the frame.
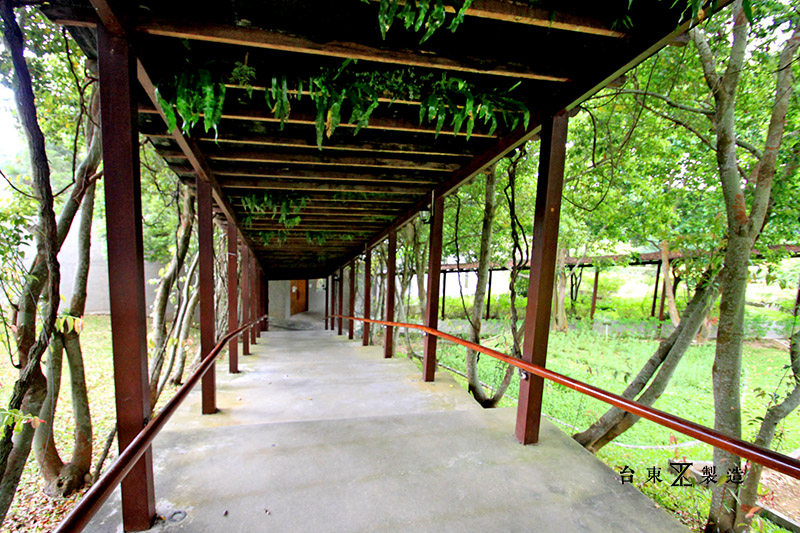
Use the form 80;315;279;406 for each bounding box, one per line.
160;148;462;172
134;20;569;82
138;102;500;138
142;130;479;158
218;178;432;195
167;164;441;185
445;0;626;38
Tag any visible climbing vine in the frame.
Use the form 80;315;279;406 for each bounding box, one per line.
155;42;226;135
366;0;749;36
240;191;310;228
158;52;529;148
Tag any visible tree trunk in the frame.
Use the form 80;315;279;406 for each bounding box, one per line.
32;81;101;497
149;186;195;404
412;219;428;317
660;241;681;327
573;270;719;451
552;246;569;333
691;9;798;530
734;328;800;531
0;2;62;523
158;253;198;400
463;165;511;407
170;288;200;386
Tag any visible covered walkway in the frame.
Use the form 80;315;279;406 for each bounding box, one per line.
86;313;683;532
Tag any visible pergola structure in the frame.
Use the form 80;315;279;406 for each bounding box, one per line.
42;1;736;530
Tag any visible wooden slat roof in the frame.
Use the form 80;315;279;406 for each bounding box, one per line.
45;0;730;280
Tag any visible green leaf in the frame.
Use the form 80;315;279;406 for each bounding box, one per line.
156;88;177;133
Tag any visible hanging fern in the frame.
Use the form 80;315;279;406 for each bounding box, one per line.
364;0;475;43
228;59;530;148
306;231;333;245
258;230;289;247
240;191;310;228
156;42;226;135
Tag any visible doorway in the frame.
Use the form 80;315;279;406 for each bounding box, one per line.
290;279;308;315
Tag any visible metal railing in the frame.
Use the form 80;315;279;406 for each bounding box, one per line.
332;314;800;480
55;315;267;532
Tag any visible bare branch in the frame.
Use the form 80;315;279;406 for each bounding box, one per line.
614;88;714;115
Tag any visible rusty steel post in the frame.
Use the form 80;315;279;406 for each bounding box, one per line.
250;254;257;345
516;112;568;445
423;195;445;382
267;276;269;328
590;268;599;320
651;262;661;317
330;274;336;331
384;232;397;358
241;244;251;355
197;176;216;415
227;221;238;374
253;269;259;338
97;24;156;530
363;252;372;346
325;276;330;330
348;262;356;339
338;267;344;335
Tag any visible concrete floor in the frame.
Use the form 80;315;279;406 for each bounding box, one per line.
87;312;685;532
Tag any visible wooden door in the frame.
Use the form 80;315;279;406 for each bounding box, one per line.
290;279;308;315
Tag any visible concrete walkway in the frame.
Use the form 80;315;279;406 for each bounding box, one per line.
87;313;685;532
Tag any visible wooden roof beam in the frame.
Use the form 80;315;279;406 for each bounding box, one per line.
443;0;626;38
137;21;569;82
159;149;462;172
142;131;479;158
218;179;432;195
138;100;502;138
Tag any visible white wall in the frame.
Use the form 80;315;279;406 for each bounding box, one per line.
58;223;164;315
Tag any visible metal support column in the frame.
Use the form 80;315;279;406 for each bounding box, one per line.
329;275;336;330
197;176;216;415
422;195;444;382
338;267;344;335
227;220;238;374
325;276;330;330
264;274;269;331
348;261;356;340
250;254;257;345
384;232;397;359
515;112;568;445
241;244;251;355
363;251;371;346
97;23;156;530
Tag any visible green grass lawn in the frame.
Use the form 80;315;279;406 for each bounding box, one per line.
400;322;799;532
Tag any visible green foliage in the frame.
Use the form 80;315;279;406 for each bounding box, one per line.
364;0;474;42
155;42;226;135
306;231;333;245
258;230;288;247
0;408;44;435
240;191;309;228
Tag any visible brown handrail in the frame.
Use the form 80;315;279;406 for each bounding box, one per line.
55;315;267;533
333;314;800;480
